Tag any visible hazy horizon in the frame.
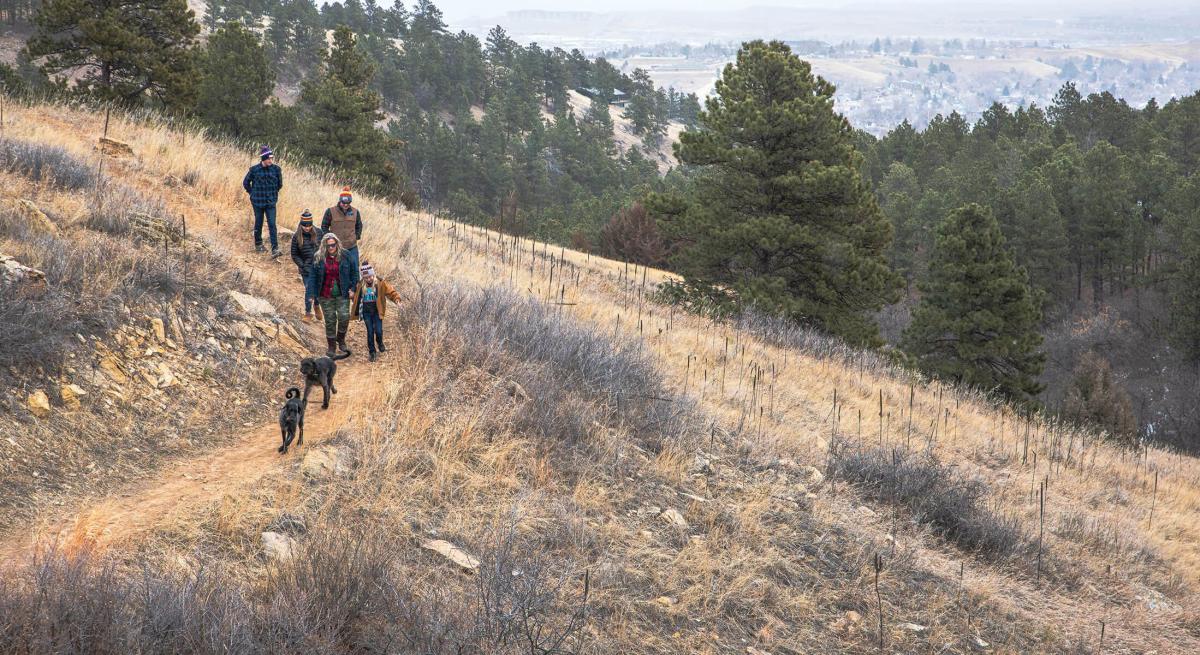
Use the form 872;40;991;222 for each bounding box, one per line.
438;0;1199;24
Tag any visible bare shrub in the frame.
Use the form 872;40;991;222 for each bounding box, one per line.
0;525;591;655
597;202;671;267
1062;351;1137;443
0;137;95;190
830;447;1028;559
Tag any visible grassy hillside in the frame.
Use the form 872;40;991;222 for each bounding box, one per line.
0;98;1198;653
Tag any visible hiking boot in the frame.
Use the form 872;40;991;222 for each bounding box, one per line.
255;244;266;253
303;312;314;323
325;337;336;358
378;343;387;353
336;331;350;354
271;247;283;259
368;351;376;362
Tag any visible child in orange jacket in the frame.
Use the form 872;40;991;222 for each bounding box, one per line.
350;261;402;362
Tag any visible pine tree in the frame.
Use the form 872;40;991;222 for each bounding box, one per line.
296;25;399;191
659;40;901;346
195;22;275;138
26;0;199;109
901;203;1045;403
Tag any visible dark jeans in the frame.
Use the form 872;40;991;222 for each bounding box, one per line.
343;245;359;275
253;204;278;249
363;308;384;354
300;265;318;313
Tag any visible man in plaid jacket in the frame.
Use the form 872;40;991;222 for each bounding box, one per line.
243;145;284;256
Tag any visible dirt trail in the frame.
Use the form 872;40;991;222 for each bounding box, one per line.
0;125;390;567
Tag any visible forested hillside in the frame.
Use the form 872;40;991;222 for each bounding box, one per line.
858;87;1200;450
2;0;700;246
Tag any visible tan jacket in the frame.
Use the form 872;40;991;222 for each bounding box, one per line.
350;277;401;319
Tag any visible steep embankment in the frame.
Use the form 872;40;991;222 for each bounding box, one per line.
1;101;1198;654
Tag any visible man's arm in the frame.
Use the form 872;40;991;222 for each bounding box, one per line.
242;167;252;194
321;208;332;232
355;210;362;240
276;166;283;192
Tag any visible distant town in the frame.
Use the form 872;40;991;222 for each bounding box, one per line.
606;38;1200;136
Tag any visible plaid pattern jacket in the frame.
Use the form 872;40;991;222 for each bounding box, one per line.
242;163;283;207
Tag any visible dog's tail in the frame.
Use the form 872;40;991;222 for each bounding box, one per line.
331;350;352;361
285;387;300;399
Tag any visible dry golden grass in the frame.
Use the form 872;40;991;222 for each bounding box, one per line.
1;98;1198;653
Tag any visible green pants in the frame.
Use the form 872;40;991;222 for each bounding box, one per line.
318;296;350;338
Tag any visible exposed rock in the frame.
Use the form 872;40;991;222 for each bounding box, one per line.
856;505;876;518
98;356;128;384
634;505;661;518
801;466;825;488
301;448;347;478
168;306;185;343
692;453;712;474
971;635;990;650
654;596;675;607
27;390;51;418
149;317;167;343
261;531;297;562
60;383;86;410
1;253;47;288
231;322;254;340
660;507;688;529
7;200;57;236
228;290;276;316
897;622;928;634
421;539;479;572
1138;587;1181;612
96;137;134;158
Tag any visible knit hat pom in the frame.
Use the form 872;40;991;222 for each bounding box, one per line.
260;145;273;160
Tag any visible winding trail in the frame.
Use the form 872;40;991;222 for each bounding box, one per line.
0;119;391;566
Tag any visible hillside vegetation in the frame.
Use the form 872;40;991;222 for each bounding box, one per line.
0;99;1198;654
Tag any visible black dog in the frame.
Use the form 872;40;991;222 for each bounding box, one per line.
300;351;351;409
278;387;306;454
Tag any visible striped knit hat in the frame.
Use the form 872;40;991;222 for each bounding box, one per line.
339;186;352;204
299;209;313;225
260;145;273;160
360;262;375;278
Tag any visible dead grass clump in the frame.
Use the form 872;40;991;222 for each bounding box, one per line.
410;283;699;455
0;523;592;655
830;447;1028;559
0;137;94;190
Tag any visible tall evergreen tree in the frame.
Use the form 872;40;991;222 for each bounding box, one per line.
296;25;399;190
195;22;275;138
901;203;1045;403
26;0;199;109
657;40;901;346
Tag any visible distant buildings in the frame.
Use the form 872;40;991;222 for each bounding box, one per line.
577;87;631;107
